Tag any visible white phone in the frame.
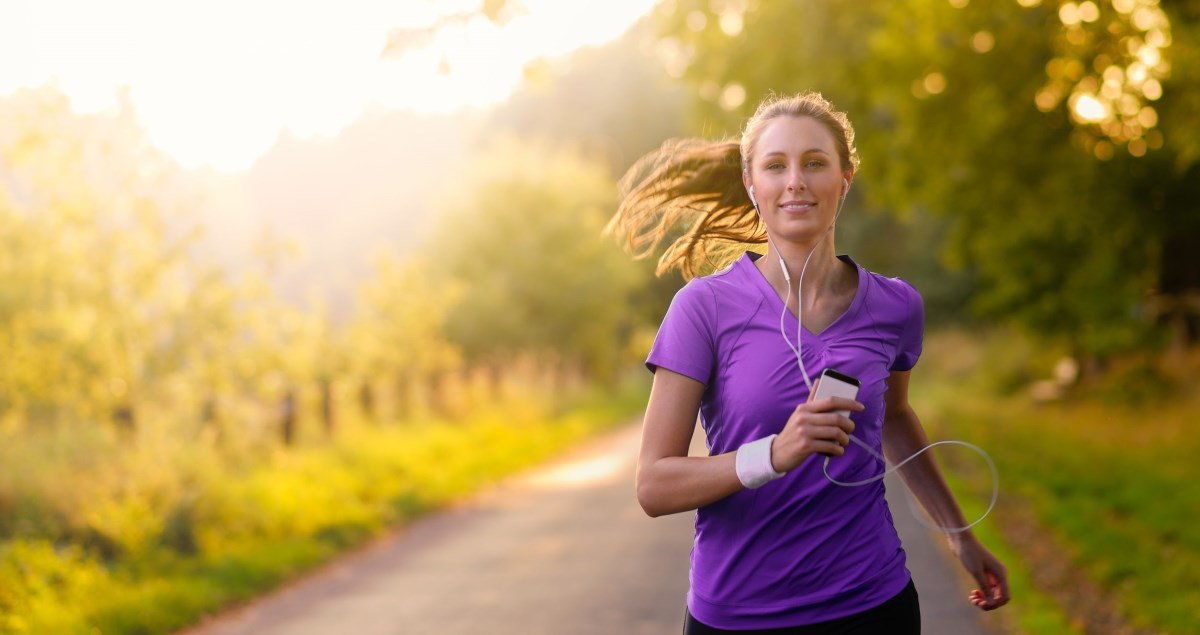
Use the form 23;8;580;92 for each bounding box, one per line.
811;368;861;417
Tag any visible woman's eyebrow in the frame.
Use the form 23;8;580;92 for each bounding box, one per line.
761;148;832;158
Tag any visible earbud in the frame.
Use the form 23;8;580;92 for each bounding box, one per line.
747;185;759;209
842;178;850;197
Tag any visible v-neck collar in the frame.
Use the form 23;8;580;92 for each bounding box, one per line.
741;251;865;339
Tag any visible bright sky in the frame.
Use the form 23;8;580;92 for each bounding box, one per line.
0;0;658;171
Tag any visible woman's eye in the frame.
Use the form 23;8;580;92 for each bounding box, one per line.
766;163;785;170
805;160;826;168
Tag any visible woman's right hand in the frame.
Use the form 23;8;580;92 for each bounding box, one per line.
770;396;863;473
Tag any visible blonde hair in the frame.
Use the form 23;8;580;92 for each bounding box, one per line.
608;92;859;279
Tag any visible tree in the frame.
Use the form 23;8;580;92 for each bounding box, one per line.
0;85;315;440
429;137;644;383
346;252;462;418
0;86;217;429
653;0;1200;357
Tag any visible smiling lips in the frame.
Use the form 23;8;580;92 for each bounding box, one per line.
779;200;816;212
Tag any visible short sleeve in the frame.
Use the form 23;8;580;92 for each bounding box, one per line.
645;279;717;385
890;281;925;372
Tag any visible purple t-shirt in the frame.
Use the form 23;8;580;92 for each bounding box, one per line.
646;251;924;630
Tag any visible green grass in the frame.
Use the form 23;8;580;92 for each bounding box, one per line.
913;330;1200;635
940;463;1081;635
0;375;648;635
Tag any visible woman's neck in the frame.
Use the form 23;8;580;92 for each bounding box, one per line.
759;236;847;301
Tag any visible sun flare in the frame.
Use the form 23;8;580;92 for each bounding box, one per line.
0;0;657;171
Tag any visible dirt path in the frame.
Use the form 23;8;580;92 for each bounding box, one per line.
180;422;1007;634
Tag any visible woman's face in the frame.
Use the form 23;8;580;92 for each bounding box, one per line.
744;115;851;243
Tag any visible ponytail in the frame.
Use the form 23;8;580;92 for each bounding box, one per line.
607;138;763;280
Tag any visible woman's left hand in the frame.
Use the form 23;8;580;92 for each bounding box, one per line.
952;534;1010;611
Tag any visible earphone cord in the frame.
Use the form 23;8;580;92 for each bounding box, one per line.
771;195;999;535
822;437;999;534
779;246;818;391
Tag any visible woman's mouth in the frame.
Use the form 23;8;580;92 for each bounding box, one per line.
779;200;815;212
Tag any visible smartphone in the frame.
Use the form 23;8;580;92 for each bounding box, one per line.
811;368;861;417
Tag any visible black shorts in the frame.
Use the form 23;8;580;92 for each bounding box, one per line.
683;579;921;635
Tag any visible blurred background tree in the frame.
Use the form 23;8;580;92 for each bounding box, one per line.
486;21;694;341
428;137;645;387
0;87;221;432
346;253;462;420
653;0;1200;366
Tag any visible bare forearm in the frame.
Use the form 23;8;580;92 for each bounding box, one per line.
636;452;744;517
884;409;970;537
881;372;1010;609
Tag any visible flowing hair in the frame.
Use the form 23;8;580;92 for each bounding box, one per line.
607;91;860;280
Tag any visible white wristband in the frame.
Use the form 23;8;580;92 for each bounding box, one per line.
735;434;785;489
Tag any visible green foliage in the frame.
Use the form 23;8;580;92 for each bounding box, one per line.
0;87;201;424
489;24;692;349
0;540;112;635
429;137;647;380
346;253;462;386
652;0;1200;357
836;205;975;325
936;472;1081;635
0;86;318;433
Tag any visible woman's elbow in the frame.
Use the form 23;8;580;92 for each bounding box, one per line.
635;470;669;517
637;491;667;518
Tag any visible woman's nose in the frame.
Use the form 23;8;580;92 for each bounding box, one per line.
787;170;807;192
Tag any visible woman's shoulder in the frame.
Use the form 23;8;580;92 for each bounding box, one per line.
666;253;764;321
856;261;922;304
852;262;925;366
677;253;758;294
851;260;924;328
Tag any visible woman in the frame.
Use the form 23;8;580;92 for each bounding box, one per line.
608;92;1009;634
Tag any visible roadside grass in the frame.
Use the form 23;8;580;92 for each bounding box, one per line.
937;462;1081;635
0;375;648;635
913;330;1199;635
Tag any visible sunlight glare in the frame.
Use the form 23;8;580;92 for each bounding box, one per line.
1071;93;1108;122
523;454;628;489
0;0;658;171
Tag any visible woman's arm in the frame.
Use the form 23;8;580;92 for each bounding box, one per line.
882;369;1011;611
635;368;740;517
637;368;860;517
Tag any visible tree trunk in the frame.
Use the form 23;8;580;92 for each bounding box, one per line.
281;389;297;446
359;381;375;422
200;393;222;443
487;362;504;401
395;369;412;421
113;402;136;438
428;371;451;419
320;378;334;438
